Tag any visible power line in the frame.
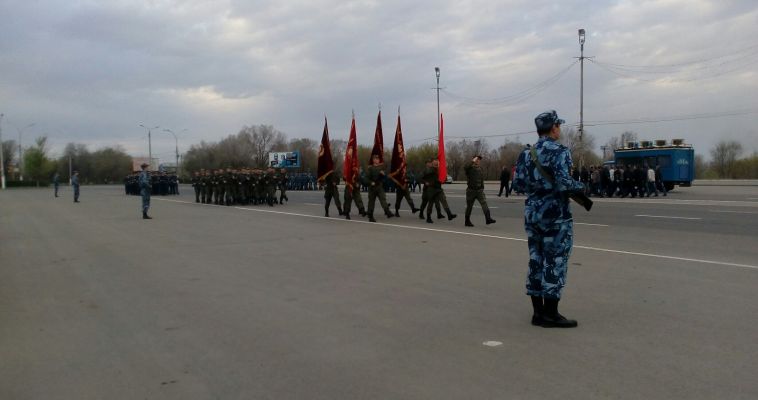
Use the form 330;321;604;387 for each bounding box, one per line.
441;60;578;107
582;108;758;127
596;43;758;70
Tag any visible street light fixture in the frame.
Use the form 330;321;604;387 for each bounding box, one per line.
139;124;159;169
435;67;441;136
578;28;586;168
162;128;186;176
9;121;35;181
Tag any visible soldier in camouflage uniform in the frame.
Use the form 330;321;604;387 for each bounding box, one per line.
279;168;289;204
321;172;343;217
343;168;367;220
463;155;496;227
423;159;456;223
512;110;583;328
365;155;394;222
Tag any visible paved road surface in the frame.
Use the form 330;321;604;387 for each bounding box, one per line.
1;184;757;399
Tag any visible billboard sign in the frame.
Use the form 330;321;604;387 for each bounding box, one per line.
268;151;301;168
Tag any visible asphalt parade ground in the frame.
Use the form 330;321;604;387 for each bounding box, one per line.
2;183;757;399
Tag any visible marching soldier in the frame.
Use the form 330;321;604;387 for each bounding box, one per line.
463;155;496;227
279;168;289;204
139;163;152;219
366;154;394;222
423;159;456;223
321;172;343;217
192;171;201;202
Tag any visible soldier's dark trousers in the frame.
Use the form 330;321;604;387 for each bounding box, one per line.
194;186;201;202
343;186;365;216
394;187;416;213
367;186;391;216
465;189;490;219
324;187;342;215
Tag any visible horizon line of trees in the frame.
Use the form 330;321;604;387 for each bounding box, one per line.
2;128;755;184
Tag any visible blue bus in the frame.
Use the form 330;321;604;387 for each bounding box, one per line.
611;140;694;191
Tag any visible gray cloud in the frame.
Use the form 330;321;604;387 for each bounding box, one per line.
0;0;756;163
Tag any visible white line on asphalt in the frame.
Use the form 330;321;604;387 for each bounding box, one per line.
575;222;610;227
634;214;702;220
154;198;758;271
304;203;322;206
709;210;758;215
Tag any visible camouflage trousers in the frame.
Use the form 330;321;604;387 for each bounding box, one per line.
343;186;364;214
465;188;489;218
367;186;390;215
524;220;573;299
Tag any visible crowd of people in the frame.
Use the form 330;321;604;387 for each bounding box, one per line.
189;168;289;206
573;164;668;198
124;171;180;196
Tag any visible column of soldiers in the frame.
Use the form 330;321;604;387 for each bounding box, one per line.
189;168;290;207
572;164;667;198
124;171;179;196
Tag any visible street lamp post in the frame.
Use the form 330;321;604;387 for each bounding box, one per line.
578;28;586;168
0;114;5;189
11;122;35;181
435;67;441;136
162;128;186;176
139;124;159;169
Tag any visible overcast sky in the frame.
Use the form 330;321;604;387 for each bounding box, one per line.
1;0;757;163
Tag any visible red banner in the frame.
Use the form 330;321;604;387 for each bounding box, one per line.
317;117;334;181
343;116;359;191
389;114;407;189
371;110;384;163
438;113;447;184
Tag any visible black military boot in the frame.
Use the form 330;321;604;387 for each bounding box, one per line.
530;296;544;326
394;208;400;217
359;208;366;217
465;216;474;227
485;210;496;225
142;212;152;220
324;206;329;217
541;298;578;328
368;213;377;222
411;206;419;214
419;210;425;219
437;209;445;219
344;212;351;220
426;214;433;224
386;209;394;219
338;207;344;216
445;208;457;221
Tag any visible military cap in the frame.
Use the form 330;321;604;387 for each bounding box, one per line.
534;110;565;131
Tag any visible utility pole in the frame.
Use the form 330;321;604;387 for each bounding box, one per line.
435;67;441;135
0;114;5;189
140;124;159;169
578;28;587;168
68;155;72;185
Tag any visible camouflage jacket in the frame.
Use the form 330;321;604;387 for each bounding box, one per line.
513;136;583;225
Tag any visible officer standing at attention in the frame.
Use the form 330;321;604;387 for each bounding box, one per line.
513;110;583;328
139;163;153;219
53;172;60;198
71;171;81;202
464;155;496;227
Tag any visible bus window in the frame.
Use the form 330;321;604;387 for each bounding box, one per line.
657;155;671;168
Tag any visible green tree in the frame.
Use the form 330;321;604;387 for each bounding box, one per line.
710;140;743;178
2;139;16;180
23;136;55;186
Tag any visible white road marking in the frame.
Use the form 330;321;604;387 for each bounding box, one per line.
483;341;503;347
709;210;758;215
304;203;322;206
575;222;610;227
154;198;758;270
634;215;702;220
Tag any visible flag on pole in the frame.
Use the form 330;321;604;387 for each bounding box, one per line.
371;110;384;163
317;117;334;182
389;114;407;189
343;115;359;191
438;113;447;183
